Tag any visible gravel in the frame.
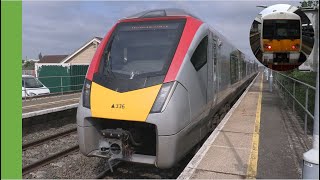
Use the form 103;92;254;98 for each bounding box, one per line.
22;110;198;179
23;133;78;167
23;122;76;145
23;149;195;179
23;109;76;138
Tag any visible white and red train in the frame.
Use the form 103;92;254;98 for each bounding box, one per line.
77;8;258;168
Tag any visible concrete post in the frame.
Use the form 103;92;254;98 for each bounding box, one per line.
269;69;273;92
60;76;63;95
303;57;319;179
302;5;319;179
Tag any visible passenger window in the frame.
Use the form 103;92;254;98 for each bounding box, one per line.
230;53;239;84
191;36;208;71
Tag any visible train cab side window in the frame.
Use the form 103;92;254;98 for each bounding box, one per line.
191;36;208;71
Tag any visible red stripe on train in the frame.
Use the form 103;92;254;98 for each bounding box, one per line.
86;24;117;81
164;17;202;82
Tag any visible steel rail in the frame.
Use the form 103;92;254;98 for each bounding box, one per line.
23;128;77;150
22;145;79;175
94;161;122;179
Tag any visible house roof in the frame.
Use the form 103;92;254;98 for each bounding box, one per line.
27;58;40;62
37;36;103;64
60;37;102;64
94;36;103;41
38;55;68;63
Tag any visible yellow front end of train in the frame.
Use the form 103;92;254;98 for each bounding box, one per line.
90;82;161;122
262;39;301;52
261;11;302;65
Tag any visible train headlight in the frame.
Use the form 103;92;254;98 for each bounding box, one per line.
83;79;92;109
150;81;177;113
292;44;299;50
264;44;272;50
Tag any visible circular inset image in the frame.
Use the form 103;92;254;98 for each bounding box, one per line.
249;4;314;71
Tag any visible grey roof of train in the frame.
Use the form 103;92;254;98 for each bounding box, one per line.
122;8;200;20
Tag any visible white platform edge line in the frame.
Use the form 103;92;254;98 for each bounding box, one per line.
22;103;79;119
22;92;81;102
23;98;80;109
177;72;260;180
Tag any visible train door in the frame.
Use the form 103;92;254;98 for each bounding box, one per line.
211;34;219;106
207;32;214;105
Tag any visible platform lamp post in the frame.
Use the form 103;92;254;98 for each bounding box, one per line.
302;5;319;179
257;4;268;83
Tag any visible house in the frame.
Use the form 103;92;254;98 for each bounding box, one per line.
60;37;102;65
35;37;102;93
38;55;68;64
27;58;40;63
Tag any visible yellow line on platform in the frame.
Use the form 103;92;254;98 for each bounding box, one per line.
247;74;263;179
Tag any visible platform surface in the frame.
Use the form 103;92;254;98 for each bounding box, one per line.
22;93;80;118
178;72;312;179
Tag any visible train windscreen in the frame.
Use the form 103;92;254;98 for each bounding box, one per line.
263;20;300;39
99;19;186;80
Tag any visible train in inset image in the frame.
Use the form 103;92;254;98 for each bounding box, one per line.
249;4;314;71
77;8;258;168
261;11;302;65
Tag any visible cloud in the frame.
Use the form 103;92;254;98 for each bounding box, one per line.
23;0;301;62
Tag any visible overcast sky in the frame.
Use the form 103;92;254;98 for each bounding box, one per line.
22;0;301;62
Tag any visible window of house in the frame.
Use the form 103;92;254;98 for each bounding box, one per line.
191;36;208;71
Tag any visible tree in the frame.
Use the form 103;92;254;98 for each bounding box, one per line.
299;0;319;8
38;52;43;60
23;61;35;70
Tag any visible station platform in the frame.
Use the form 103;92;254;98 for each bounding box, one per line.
178;72;312;179
22;93;81;118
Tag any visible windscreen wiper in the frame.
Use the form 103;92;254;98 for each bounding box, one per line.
105;54;116;79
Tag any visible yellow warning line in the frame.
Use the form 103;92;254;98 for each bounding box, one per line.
247;73;263;179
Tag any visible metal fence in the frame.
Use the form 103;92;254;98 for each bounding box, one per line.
273;71;316;134
22;75;85;100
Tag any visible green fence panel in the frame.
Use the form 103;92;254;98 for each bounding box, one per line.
70;65;89;91
37;65;71;93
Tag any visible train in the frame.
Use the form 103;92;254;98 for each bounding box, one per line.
77;8;258;169
260;11;302;65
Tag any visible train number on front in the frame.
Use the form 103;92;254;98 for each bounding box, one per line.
111;104;125;109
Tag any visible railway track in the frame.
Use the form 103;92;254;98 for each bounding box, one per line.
23;128;78;175
22;145;79;175
94;161;122;179
23;128;77;150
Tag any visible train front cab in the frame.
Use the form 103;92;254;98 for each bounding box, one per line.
261;12;301;64
77;16;207;168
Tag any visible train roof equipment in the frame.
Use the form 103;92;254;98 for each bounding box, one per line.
262;11;300;20
121;8;200;20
